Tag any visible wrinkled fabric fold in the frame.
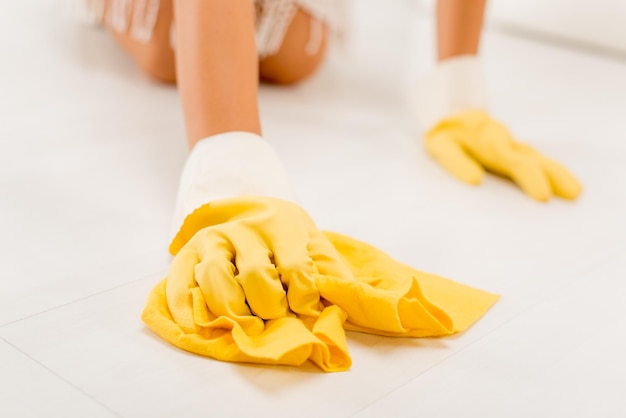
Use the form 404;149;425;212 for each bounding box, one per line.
143;280;352;371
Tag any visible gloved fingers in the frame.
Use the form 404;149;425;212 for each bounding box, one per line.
231;229;289;320
538;155;582;200
425;131;485;185
465;123;520;176
270;234;320;317
192;229;252;319
165;245;208;332
504;150;552;202
307;229;354;280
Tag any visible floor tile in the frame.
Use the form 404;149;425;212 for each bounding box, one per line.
0;338;118;418
354;255;626;418
0;275;497;418
0;0;179;324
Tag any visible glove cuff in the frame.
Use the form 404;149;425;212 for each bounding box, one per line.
171;131;297;240
413;55;488;133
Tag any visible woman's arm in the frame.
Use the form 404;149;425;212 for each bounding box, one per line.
174;0;262;147
436;0;486;61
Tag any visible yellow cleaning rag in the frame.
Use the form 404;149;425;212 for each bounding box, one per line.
142;197;498;372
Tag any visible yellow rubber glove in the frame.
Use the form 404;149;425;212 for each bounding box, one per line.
426;110;582;202
142;196;499;372
415;55;581;202
163;196;356;371
167;197;356;321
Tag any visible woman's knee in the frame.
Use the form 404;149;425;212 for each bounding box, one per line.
259;8;329;85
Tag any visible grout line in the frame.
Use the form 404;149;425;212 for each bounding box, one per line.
0;335;126;418
0;266;169;329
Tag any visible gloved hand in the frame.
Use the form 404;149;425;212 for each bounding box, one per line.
167;196;353;328
169;131;352;321
164;197;356;372
425;110;581;201
149;132;357;371
414;55;581;201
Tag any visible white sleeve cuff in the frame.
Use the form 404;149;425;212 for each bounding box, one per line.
413;55;488;133
171;131;297;238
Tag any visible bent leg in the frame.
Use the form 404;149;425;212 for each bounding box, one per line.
259;8;329;85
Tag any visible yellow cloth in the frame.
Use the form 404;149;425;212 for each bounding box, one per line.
425;110;582;202
142;197;499;372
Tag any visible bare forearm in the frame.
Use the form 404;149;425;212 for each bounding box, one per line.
174;0;261;148
436;0;486;61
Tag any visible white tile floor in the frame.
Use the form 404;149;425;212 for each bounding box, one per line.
1;0;626;417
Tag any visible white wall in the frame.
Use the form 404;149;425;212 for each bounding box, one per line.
417;0;626;55
489;0;626;54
